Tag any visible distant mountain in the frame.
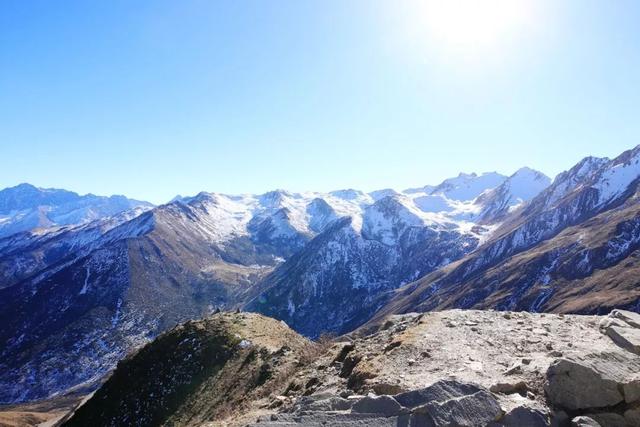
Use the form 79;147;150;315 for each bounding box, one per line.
245;171;552;337
475;167;552;223
0;183;153;238
0;167;551;403
367;145;640;325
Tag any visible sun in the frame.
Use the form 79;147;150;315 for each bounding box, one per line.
417;0;538;56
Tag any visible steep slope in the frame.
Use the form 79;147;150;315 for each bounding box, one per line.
475;167;552;223
246;171;551;338
0;183;152;238
62;312;313;427
370;146;640;324
246;199;483;337
0;200;289;403
0;169;551;403
0;207;149;290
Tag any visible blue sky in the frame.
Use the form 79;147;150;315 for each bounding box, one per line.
2;0;640;204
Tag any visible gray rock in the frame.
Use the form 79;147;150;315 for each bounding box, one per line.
622;373;640;403
585;413;628;427
570;416;601;427
351;395;404;416
249;412;408;426
624;409;640;426
610;309;640;329
412;389;503;426
599;317;630;331
606;326;640;355
546;352;640;410
504;363;523;375
492;406;548;427
551;410;570;427
394;380;485;408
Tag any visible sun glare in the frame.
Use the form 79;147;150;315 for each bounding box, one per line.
418;0;538;57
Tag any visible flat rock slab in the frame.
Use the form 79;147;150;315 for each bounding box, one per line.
393;380;503;426
248;412;408;426
412;389;503;426
394;380;485;408
546;351;640;410
606;326;640;355
351;395;404;416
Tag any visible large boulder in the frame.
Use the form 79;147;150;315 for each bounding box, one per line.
493;406;548;427
600;309;640;355
546;352;640;410
606;326;640;356
394;380;503;426
394;380;486;408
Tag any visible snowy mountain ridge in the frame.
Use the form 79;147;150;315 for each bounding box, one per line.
166;167;552;249
0;183;153;238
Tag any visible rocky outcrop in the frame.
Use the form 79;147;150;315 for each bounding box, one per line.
7;309;639;426
543;309;640;426
245;310;640;427
545;352;640;409
600;310;640;355
249;380;505;427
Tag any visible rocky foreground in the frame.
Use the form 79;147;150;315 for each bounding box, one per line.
56;309;640;427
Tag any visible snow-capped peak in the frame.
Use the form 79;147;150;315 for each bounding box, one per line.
592;145;640;206
429;172;507;202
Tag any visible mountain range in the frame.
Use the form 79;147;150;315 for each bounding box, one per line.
1;146;639;406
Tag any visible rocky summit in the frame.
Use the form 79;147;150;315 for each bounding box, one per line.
50;309;640;427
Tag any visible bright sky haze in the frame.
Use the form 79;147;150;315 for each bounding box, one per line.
2;0;640;204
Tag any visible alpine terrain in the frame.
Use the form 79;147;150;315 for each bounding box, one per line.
1;145;639;427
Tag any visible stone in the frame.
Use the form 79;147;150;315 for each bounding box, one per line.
624;409;640;426
268;395;287;408
606;326;640;355
570;416;601;427
412;389;503;426
491;406;548;427
340;353;362;378
351;395;403;416
394;380;484;409
393;380;503;426
622;373;640;403
610;309;640;329
599;317;630;331
504;363;523;375
586;413;627;427
545;352;640;410
551;410;569;427
332;342;355;364
384;340;402;352
489;381;527;395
